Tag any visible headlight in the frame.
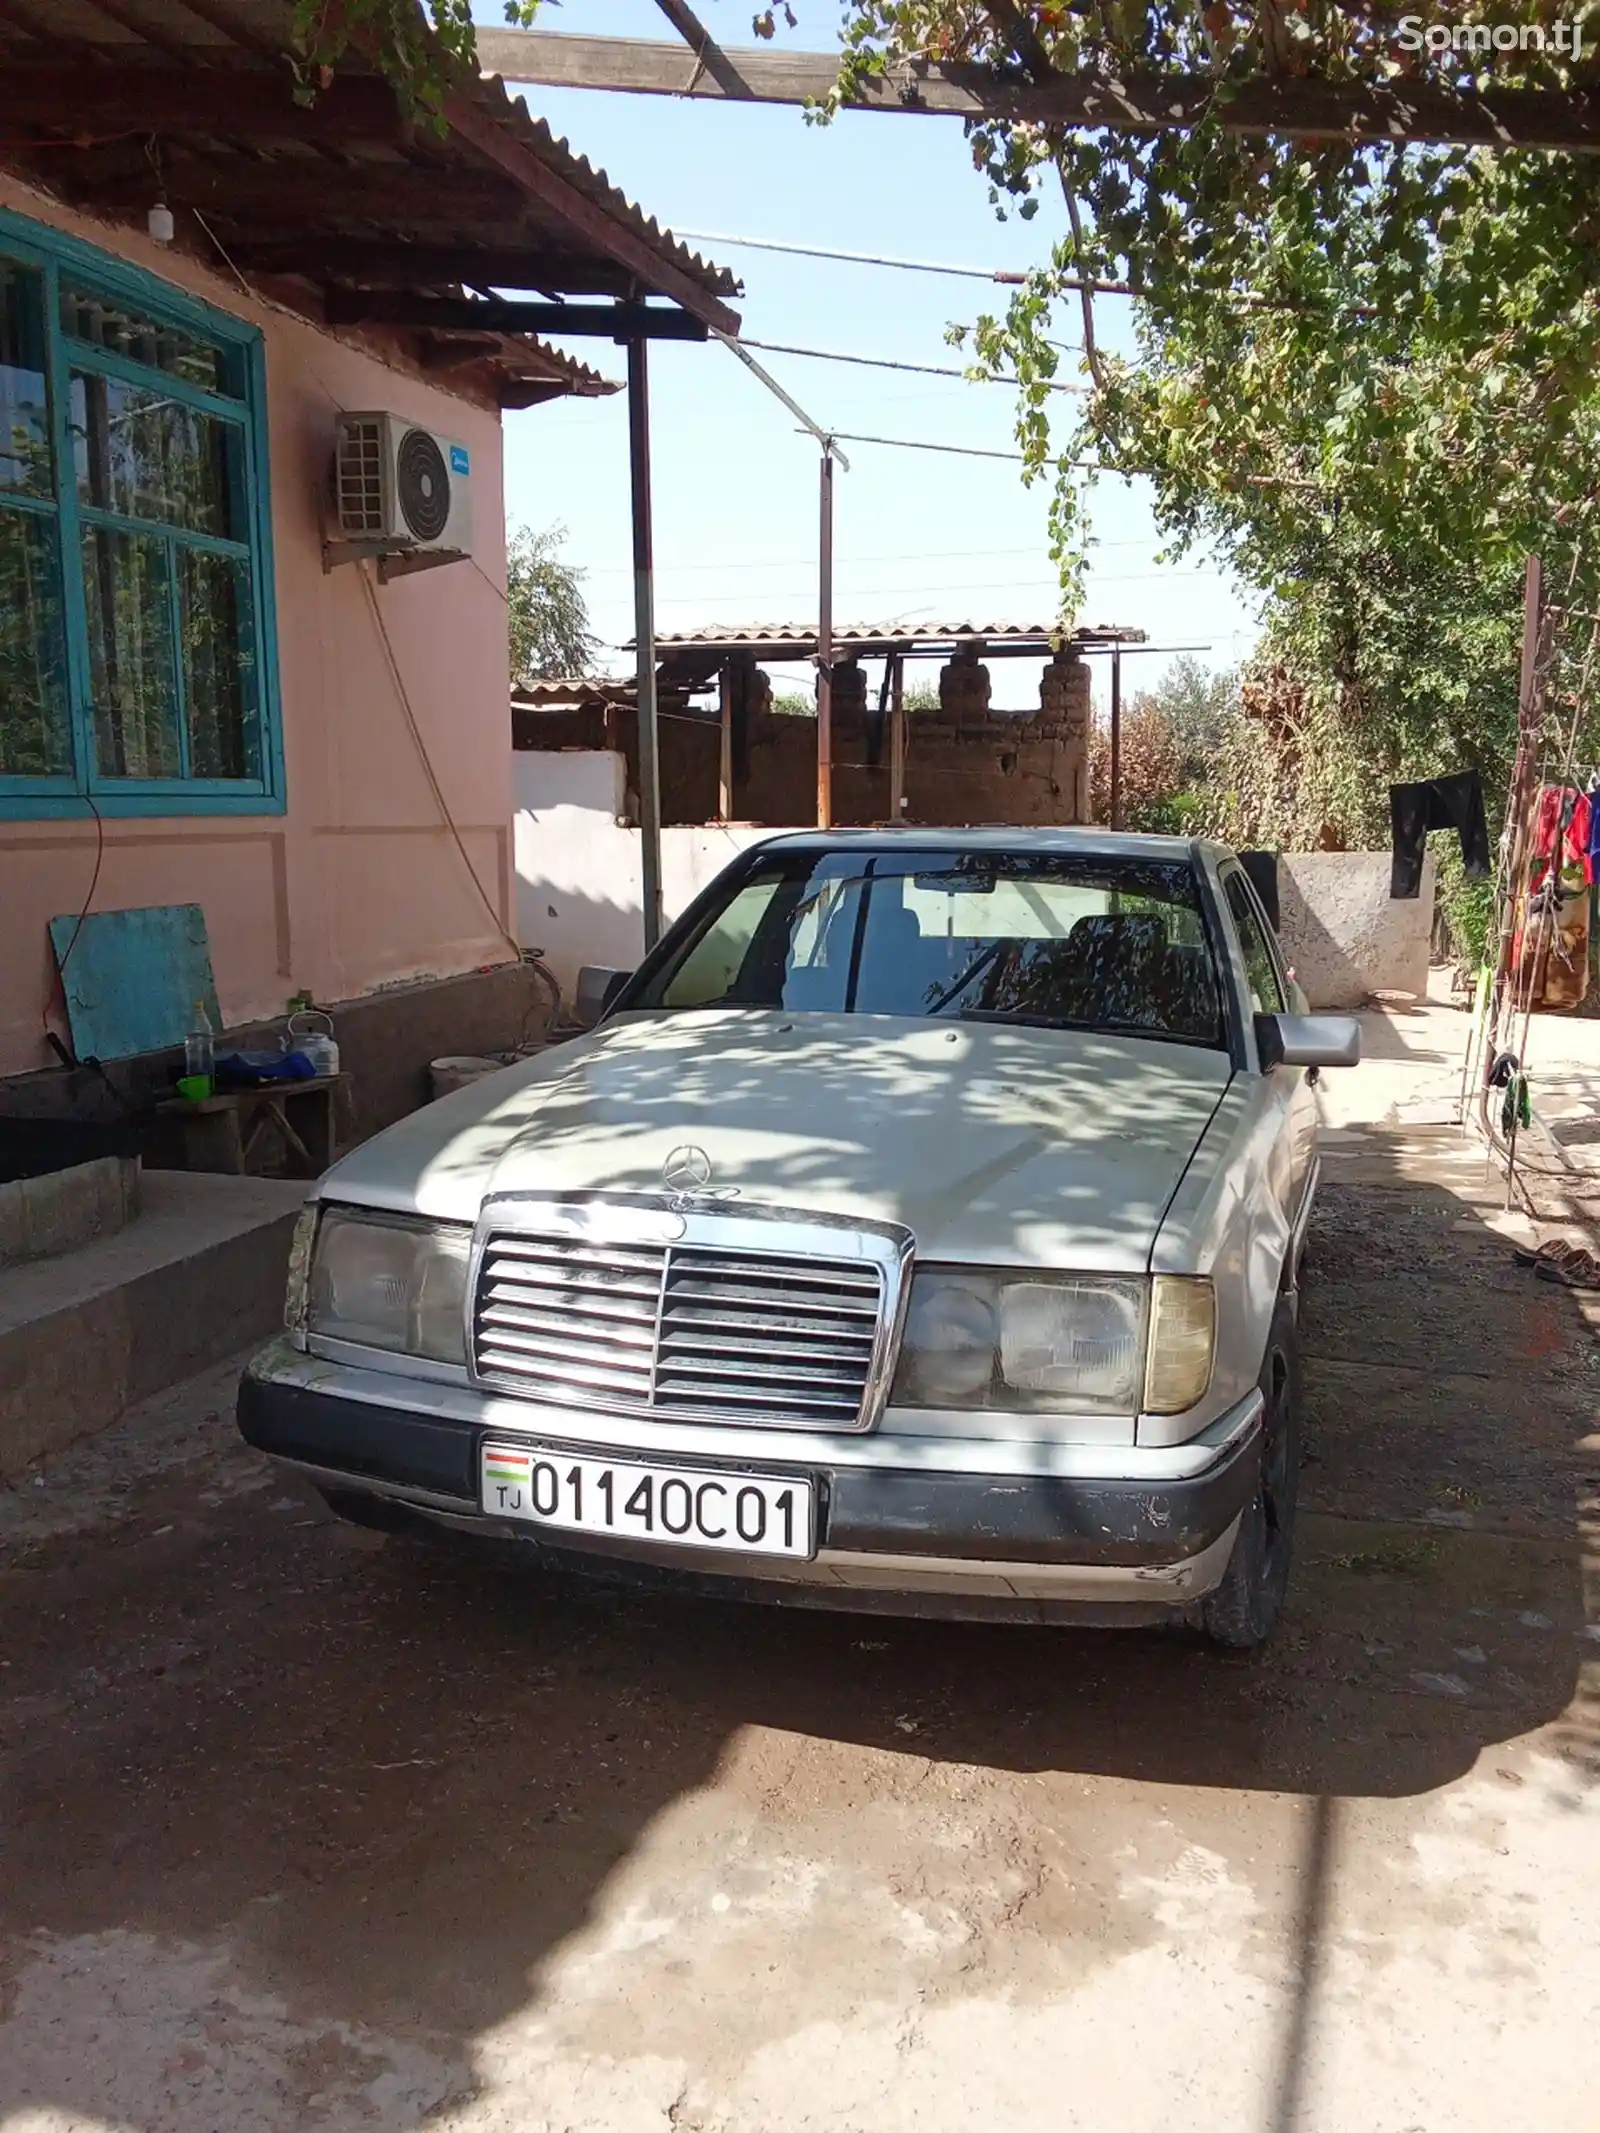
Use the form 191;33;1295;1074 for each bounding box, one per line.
892;1270;1146;1413
891;1269;1216;1417
1143;1276;1216;1415
306;1206;472;1365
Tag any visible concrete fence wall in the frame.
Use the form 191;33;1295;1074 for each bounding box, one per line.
1276;851;1435;1010
512;753;772;992
512;755;1433;1009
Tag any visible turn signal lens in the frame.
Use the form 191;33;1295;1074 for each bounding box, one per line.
1144;1277;1216;1415
284;1203;318;1342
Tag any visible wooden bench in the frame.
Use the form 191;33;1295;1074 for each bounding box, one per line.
157;1075;346;1178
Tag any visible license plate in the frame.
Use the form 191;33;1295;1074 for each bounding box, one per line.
480;1443;815;1559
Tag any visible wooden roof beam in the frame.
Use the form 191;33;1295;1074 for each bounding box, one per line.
325;291;709;339
476;28;1600;153
226;238;636;295
0;66;408;144
649;0;751;102
79;150;524;222
439;84;740;331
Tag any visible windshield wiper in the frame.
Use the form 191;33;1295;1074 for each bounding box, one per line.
955;1008;1219;1049
926;940;1005;1015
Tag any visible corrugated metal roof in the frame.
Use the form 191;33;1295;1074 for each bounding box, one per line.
471;75;739;302
0;0;738;399
512;677;634;706
647;621;1149;650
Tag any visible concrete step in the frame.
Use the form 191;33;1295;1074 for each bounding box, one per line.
0;1171;304;1479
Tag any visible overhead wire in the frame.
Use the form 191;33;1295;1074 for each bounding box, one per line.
676;227;1137;297
735;335;1086;392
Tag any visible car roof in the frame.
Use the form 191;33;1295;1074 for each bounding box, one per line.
752;826;1232;866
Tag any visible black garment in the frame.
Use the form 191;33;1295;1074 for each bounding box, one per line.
1389;772;1491;900
1239;850;1281;931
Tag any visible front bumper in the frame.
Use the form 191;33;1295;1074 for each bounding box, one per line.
237;1343;1262;1621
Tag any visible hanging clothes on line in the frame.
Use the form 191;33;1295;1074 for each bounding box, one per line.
1513;783;1593;1010
1530;784;1595;892
1388;771;1492;899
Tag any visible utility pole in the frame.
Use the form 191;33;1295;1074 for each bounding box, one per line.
817;444;836;828
628;337;663;951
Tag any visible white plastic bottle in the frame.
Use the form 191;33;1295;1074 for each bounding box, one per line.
184;1000;214;1084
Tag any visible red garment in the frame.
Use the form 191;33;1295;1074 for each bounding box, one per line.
1532;784;1593;889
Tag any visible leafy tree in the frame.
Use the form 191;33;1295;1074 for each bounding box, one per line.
1086;655;1237;833
1129;654;1238;777
289;0;480;116
311;5;1600;828
822;5;1600;821
506;524;597;684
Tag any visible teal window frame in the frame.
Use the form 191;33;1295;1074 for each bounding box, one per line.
0;207;284;820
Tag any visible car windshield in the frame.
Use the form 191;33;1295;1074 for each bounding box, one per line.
631;849;1227;1048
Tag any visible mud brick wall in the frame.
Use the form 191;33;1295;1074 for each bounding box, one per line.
515;649;1095;830
514;699;720;826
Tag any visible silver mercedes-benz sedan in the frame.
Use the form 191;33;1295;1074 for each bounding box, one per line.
239;829;1359;1647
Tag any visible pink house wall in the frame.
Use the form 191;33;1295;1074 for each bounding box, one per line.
0;174;515;1077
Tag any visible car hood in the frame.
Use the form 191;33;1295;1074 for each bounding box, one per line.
321;1011;1232;1272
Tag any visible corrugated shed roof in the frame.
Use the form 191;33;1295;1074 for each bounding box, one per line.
648;621;1149;650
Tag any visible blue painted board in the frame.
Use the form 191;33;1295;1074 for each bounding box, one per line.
48;904;221;1062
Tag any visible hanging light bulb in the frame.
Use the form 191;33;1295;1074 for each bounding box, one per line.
147;200;175;245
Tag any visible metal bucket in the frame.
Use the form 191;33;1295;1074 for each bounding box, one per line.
429;1055;501;1101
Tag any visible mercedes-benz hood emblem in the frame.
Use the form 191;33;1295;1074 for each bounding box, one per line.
662;1144;713;1207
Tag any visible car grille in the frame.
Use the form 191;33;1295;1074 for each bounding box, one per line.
473;1231;887;1429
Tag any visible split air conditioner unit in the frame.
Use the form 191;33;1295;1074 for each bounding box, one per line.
334;411;473;555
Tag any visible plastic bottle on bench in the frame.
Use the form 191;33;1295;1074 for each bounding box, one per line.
184;1001;214;1094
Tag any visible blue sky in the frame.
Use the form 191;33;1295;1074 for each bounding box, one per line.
489;0;1262;707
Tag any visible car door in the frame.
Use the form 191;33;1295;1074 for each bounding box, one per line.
1221;865;1318;1257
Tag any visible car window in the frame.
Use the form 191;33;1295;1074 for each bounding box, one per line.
1224;872;1286;1015
634;850;1227;1048
662;877;787;1008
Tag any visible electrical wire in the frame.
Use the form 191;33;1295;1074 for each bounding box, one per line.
43;792;106;1054
736;335;1086;392
192;208;255;298
358;563;523;967
678;228;1377;320
581;536;1189;578
797;429;1119;469
675;227;1137;297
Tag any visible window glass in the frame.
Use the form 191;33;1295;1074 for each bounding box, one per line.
82;524;180;779
72;371;240;538
1225;873;1286;1014
639;851;1225;1047
1;225;278;809
663;877;788;1008
0;506;71;775
59;286;231;394
179;548;256;779
0;259;51;496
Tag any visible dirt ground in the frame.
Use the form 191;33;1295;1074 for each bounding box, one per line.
3;1003;1598;2132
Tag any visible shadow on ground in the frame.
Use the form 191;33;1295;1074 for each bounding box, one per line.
0;1120;1595;2129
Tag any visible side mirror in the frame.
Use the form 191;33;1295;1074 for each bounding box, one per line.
1255;1012;1362;1071
573;965;632;1029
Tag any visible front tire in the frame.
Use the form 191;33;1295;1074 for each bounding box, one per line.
1201;1302;1301;1651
